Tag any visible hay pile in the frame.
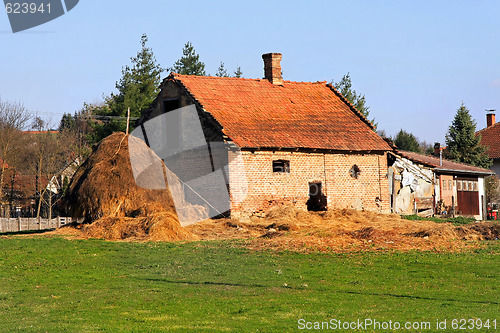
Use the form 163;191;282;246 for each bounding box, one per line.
63;132;194;241
187;206;499;252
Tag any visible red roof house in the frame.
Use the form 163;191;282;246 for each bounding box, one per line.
476;111;500;176
137;53;392;218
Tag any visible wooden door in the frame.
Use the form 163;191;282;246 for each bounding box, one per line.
456;178;479;215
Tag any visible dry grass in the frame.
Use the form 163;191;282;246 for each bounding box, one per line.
186;206;499;253
59;213;195;241
61;132;196;241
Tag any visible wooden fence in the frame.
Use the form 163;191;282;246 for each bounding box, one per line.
0;217;72;233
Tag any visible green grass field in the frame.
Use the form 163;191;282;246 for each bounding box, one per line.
0;236;498;332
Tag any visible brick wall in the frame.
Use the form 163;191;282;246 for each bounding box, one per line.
229;150;390;217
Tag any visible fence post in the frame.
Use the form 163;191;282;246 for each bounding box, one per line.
18;217;21;232
0;218;2;233
38;217;41;230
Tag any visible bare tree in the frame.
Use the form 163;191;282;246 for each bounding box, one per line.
485;175;500;205
0;99;32;216
24;118;76;218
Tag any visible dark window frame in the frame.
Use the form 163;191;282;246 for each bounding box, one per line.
349;164;361;179
273;159;290;173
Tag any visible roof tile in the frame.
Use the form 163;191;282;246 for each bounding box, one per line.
170;74;391;151
396;150;493;175
477;121;500;159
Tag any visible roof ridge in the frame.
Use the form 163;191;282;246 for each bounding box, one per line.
172;73;331;86
476;120;500;134
172;72;265;82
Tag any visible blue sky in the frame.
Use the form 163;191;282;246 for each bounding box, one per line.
1;1;499;145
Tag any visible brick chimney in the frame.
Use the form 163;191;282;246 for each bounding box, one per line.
262;53;283;85
433;142;441;156
487;110;496;127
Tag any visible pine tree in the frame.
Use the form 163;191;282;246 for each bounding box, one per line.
332;73;376;128
108;34;163;120
215;62;229;77
233;66;243;78
169;42;206;76
445;103;492;168
58;113;76;131
394;129;421;153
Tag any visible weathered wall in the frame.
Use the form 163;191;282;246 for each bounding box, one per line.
229;150;390;217
439;174;455;208
389;155;434;215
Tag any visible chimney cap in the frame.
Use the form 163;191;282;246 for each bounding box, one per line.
262;52;282;59
486;109;496;114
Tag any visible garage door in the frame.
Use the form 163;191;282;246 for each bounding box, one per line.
456;179;479;215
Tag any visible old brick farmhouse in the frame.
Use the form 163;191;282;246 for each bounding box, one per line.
137;53;393;218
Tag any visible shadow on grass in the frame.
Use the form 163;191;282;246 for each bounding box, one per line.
337;290;499;305
144;278;266;288
0;229;55;236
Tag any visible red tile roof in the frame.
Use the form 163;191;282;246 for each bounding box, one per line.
396;150;493;175
23;130;59;135
476;121;500;159
169;74;391;151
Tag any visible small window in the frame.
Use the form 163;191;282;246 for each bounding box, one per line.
457;181;462;191
473;181;478;191
448;180;452;191
273;160;290;173
163;98;180;113
349;165;361;179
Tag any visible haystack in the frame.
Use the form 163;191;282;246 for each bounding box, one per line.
64;132;194;241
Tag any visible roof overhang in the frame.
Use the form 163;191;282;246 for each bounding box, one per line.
433;168;494;176
240;146;389;154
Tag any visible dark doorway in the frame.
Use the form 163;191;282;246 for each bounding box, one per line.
307;182;327;211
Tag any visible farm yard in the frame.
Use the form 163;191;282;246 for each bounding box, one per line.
2;3;500;331
0;234;498;332
1;128;497;331
0;235;500;332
